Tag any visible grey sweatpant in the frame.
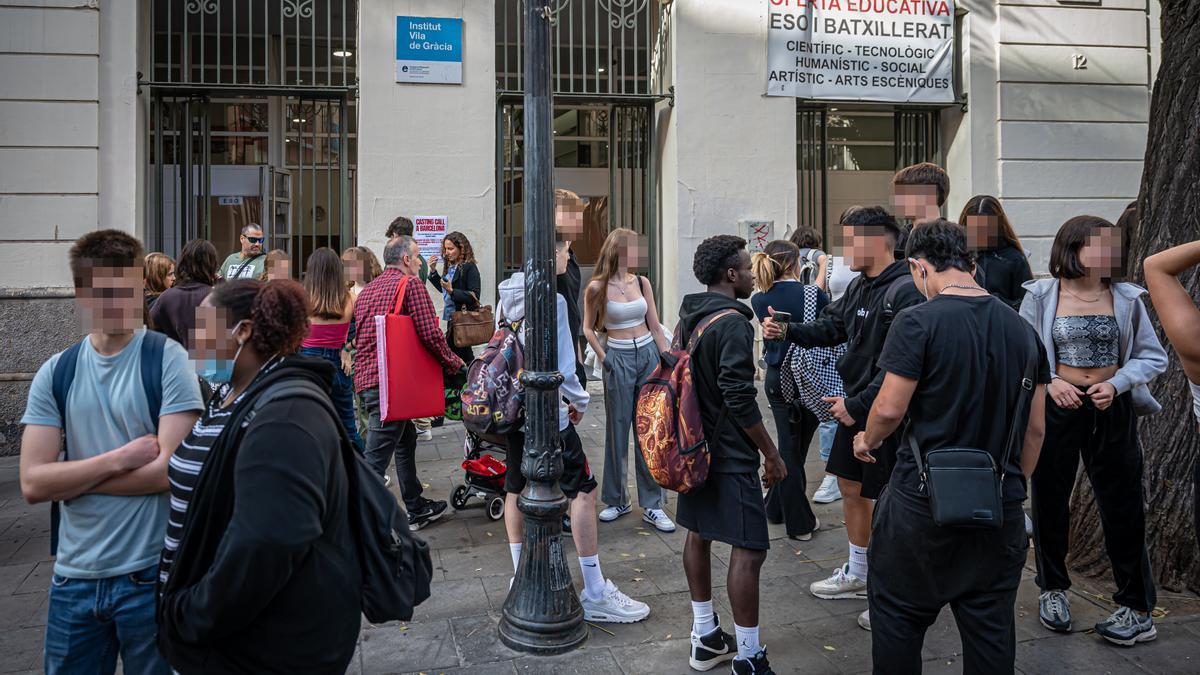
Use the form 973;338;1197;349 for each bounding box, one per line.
601;342;666;510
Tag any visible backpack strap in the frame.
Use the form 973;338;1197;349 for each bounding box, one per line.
882;275;918;323
230;252;264;279
140;331;166;432
686;309;742;356
49;339;85;557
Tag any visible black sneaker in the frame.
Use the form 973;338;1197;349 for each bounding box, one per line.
689;614;736;671
408;498;448;531
731;649;773;675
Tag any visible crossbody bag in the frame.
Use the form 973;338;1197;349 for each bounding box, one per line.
909;348;1036;529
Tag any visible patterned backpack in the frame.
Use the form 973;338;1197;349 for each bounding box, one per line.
780;285;847;422
635;309;741;494
460;317;525;443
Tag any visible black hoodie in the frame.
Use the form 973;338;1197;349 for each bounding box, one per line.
157;355;361;675
784;260;925;423
678;292;763;474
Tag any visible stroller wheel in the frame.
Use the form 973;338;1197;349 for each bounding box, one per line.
450;484;470;510
486;495;505;521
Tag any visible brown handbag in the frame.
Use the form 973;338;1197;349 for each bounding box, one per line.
450;292;495;348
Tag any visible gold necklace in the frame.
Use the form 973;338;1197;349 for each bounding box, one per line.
1062;284;1104;303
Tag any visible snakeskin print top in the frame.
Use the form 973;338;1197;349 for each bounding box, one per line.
1052;315;1119;368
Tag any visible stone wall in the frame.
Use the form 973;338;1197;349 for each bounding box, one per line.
0;290;77;456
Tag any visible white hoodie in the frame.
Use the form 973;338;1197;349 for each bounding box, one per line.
497;272;589;431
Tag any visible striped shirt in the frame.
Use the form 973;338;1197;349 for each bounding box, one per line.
159;360;281;584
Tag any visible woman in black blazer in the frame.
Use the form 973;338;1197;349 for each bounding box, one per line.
427;231;481;369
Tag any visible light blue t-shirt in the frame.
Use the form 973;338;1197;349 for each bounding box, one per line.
22;330;203;579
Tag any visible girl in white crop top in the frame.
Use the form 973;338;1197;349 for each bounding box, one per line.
582;228;673;526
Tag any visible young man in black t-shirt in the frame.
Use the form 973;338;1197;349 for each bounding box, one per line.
852;221;1050;674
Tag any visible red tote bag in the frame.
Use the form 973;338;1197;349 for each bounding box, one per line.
375;276;445;422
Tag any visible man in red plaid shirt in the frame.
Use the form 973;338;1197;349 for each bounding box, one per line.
354;235;465;530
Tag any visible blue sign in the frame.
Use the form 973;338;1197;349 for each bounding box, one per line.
396;16;463;84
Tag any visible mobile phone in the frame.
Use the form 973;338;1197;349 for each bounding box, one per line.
771;311;791;339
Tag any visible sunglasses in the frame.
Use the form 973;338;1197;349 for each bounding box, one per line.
245;236;264;244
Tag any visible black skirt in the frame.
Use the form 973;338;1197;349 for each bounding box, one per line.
677;471;770;550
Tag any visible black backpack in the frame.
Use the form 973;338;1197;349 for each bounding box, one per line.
244;379;434;623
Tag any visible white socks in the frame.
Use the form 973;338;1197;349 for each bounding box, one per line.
734;624;761;660
849;543;869;582
578;554;605;601
509;543;522;572
691;600;716;636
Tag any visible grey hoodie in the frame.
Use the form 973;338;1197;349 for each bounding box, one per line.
497;273;589;431
1019;278;1167;416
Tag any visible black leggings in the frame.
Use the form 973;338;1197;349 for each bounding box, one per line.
763;366;818;536
1030;389;1156;612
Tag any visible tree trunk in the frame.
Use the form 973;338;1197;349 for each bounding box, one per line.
1067;0;1200;595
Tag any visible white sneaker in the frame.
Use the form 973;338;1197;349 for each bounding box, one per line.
417;428;434;442
580;579;650;623
813;475;842;504
642;508;676;533
598;504;632;522
809;563;868;600
857;609;871;631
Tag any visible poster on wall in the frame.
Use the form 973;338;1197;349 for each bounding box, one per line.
766;0;955;103
413;216;449;259
396;16;463;84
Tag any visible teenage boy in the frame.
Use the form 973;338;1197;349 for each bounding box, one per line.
891;162;949;225
496;240;651;623
386;215;434;440
21;230;203;674
554;189;587;383
353;235;465;530
853;220;1049;673
218;224;267;280
678;235;787;674
762;207;924;632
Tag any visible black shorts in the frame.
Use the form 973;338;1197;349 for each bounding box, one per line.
676;472;770;551
504;425;598;499
825;420;897;500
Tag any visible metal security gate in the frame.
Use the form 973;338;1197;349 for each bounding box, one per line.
142;0;356;273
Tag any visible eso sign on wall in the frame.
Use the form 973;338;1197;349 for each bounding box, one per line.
396;16;464;84
766;0;955;103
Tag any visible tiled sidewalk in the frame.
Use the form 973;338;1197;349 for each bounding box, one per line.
1;385;1197;673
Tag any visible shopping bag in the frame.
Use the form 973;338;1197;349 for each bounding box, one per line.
375;276;444;422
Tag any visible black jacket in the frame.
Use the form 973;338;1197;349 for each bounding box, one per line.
678;292;763;474
784;260;925;422
974;246;1032;311
557;249;583;360
428;261;481;310
157;356;361;674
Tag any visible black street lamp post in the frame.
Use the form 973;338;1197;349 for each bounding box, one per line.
497;0;588;655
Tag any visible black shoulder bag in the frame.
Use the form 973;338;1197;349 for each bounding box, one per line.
909;349;1036;529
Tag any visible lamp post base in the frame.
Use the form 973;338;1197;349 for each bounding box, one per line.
498;486;587;654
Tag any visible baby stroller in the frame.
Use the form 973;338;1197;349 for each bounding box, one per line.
450;432;507;521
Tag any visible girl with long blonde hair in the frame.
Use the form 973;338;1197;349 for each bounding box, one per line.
581;228;674;531
299;247;362;451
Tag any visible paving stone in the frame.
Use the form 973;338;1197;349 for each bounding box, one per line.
12;560;52;596
360;620;459;674
415;517;474;550
1120;619;1200;674
449;613;523;666
2;536;50;566
791;613;875;674
0;561;35;596
0;588;46;631
410;578;493;623
403;661;517;675
609;638;702;675
437;543;515;581
512;645;621;674
1015;631;1144;674
0;626;43;673
757;575;845;624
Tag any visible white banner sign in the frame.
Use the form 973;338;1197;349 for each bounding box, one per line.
413;215;448;260
766;0;955;104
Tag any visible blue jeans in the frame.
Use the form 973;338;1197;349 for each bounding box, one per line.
300;346;364;453
818;419;837;463
45;565;170;675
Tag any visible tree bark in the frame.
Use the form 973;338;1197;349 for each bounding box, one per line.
1067;0;1200;594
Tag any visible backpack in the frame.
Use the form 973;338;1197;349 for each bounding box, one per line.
779;286;846;422
881;274;919;329
50;330;167;555
460;316;526;442
244;379;434;623
797;248;823;286
635;309;740;494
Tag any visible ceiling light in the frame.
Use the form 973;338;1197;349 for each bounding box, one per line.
830;107;839;111
292;118;301;122
333;50;353;58
598;67;606;73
